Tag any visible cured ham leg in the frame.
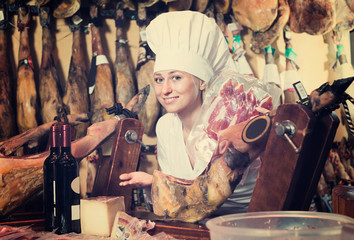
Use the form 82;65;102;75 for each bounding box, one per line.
0;113;90;157
288;0;335;35
0;5;16;141
88;4;114;123
334;0;354;32
0;85;149;216
38;7;64;124
63;15;89;138
136;3;160;137
232;0;278;32
152;120;265;223
16;6;38;133
114;2;136;107
152;76;274;222
250;0;290;53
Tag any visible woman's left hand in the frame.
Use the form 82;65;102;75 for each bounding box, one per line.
119;171;153;188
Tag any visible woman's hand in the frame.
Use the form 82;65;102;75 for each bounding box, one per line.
119;171;153;188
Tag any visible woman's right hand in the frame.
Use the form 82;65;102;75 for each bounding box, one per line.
119;171;153;188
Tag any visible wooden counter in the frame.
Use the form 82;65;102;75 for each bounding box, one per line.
0;211;210;240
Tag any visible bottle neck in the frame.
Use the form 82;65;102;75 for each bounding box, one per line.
61;146;71;154
50;124;60;148
50;146;60;155
61;124;71;148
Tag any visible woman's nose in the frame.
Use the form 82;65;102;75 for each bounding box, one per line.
162;81;172;94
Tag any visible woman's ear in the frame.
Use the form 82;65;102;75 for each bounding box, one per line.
200;80;206;91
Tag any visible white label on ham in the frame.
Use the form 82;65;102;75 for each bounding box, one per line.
72;15;83;25
0;11;4;21
140;30;147;42
96;55;109;65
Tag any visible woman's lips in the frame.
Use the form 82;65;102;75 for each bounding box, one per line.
163;96;178;104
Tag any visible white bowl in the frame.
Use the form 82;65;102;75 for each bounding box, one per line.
206;211;354;240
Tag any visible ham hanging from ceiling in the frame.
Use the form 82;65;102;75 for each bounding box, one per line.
16;6;38;133
38;7;64;124
0;5;16;141
114;2;136;107
232;0;278;32
333;0;354;32
249;0;290;53
136;3;160;137
287;0;336;35
63;15;90;138
88;4;114;124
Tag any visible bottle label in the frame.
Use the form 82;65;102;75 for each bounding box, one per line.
71;177;80;194
71;205;80;220
53;181;56;204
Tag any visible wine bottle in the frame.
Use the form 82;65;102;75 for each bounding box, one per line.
55;123;81;234
43;123;60;231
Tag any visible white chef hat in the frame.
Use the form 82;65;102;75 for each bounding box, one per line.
146;10;234;83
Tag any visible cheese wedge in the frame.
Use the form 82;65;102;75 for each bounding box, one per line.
80;196;125;236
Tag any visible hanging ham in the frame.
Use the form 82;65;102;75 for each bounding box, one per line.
232;0;278;32
249;0;290;53
136;3;160;136
114;2;136;107
88;4;114;123
333;0;354;32
63;15;89;138
16;6;38;133
288;0;336;35
0;5;16;141
38;7;64;124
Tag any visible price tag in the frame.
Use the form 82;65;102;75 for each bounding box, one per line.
293;81;312;109
72;15;83;25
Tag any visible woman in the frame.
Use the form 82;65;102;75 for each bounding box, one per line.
119;10;260;215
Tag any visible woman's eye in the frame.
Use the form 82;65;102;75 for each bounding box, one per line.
172;76;181;81
154;78;163;83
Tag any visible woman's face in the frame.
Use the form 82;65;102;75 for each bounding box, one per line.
153;70;205;116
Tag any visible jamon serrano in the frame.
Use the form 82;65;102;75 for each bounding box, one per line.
88;4;114;123
249;0;290;53
288;0;336;35
0;86;149;216
38;7;64;124
232;0;278;32
114;3;136;107
152;75;274;222
0;5;16;141
0;113;90;157
136;3;160;136
63;15;89;138
333;0;354;32
16;6;38;133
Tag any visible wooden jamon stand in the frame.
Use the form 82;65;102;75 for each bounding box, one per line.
248;103;339;212
91;118;144;210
